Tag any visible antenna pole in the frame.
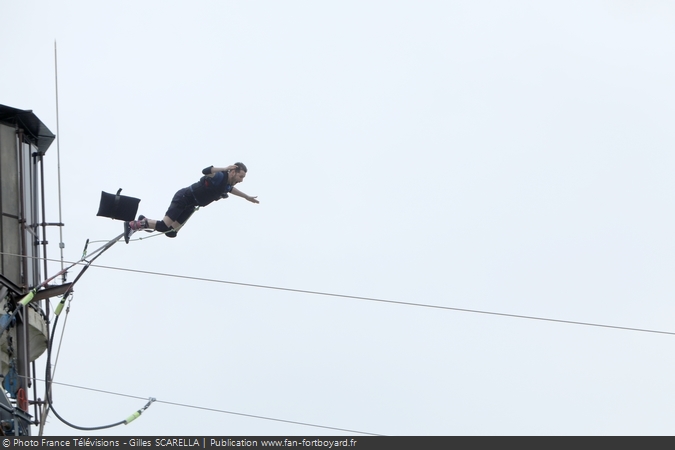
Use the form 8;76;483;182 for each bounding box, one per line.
54;40;65;278
38;40;65;436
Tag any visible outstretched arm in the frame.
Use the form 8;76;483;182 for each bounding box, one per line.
231;187;259;204
204;165;238;175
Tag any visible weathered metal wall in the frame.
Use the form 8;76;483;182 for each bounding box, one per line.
0;106;54;435
0;123;22;289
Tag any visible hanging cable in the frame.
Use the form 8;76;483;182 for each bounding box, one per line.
42;307;155;431
35;232;152;431
2;248;675;338
70;261;675;337
48;388;155;431
0;232;122;433
50;294;72;379
30;378;381;436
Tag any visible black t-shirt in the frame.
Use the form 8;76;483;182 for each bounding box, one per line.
189;171;233;207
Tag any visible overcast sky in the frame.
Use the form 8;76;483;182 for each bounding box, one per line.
2;0;675;436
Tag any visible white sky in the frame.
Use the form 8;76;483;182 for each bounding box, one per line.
2;0;675;436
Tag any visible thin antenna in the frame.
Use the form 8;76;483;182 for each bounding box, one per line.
40;39;65;437
54;40;65;278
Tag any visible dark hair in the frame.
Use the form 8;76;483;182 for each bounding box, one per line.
234;162;248;173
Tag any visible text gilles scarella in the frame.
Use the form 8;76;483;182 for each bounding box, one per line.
6;438;358;448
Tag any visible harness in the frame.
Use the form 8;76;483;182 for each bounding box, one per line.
189;171;232;206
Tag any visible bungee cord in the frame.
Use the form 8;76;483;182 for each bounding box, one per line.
87;207;200;245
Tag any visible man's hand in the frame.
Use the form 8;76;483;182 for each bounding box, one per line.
210;165;238;173
231;187;259;203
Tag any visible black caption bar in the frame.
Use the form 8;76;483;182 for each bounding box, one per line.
2;437;366;449
0;437;669;450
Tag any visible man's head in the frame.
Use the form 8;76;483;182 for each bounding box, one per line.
229;162;248;184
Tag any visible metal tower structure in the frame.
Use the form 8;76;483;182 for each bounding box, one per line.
0;103;63;435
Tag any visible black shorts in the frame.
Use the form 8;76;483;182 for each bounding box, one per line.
165;187;198;224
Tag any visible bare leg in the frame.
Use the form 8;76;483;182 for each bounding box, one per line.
164;216;183;230
146;216;182;231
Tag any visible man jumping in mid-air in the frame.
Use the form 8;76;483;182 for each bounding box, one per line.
124;162;259;242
